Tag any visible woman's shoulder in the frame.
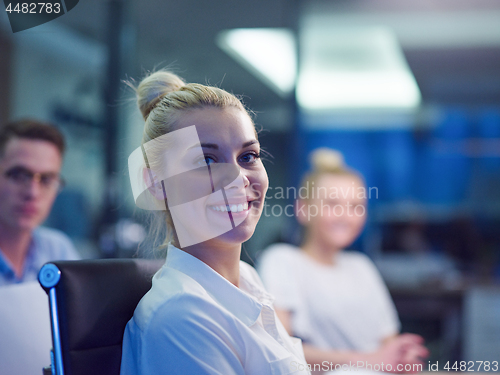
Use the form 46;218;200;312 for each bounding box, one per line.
341;250;371;262
340;251;380;274
133;267;223;331
258;242;303;263
256;243;305;279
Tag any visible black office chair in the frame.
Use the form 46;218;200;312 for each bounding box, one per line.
38;258;164;375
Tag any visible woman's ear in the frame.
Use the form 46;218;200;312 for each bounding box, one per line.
143;167;167;201
295;198;309;226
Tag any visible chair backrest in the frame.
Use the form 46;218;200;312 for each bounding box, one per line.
38;258;164;375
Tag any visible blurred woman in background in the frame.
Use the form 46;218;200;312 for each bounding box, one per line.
258;148;428;374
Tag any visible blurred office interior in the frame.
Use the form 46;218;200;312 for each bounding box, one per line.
1;0;499;367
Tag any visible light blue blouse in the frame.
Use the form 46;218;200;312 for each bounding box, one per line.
120;245;310;375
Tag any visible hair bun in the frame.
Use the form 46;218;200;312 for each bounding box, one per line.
310;148;345;173
136;71;186;120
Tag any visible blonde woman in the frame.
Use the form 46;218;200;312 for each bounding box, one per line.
258;149;428;374
120;71;310;375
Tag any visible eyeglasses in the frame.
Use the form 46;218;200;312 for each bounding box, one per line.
3;166;65;192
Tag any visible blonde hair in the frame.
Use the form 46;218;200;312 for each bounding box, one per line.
299;148;363;200
130;70;253;250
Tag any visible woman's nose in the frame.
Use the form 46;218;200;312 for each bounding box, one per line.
224;168;249;190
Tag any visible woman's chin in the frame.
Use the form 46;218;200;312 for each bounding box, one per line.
319;233;351;250
204;201;262;245
215;222;256;244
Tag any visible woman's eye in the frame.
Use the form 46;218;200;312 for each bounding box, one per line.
240;152;260;164
196;156;216;166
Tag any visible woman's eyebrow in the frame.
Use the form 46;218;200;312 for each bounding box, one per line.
196;140;258;150
198;143;218;150
242;140;259;148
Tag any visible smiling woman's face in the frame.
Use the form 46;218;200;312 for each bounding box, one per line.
163;106;269;248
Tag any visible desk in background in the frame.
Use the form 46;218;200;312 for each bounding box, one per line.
390;284;500;369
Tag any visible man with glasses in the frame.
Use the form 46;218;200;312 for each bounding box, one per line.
0;119;80;286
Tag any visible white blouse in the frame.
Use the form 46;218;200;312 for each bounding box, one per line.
257;243;400;352
120;245;310;375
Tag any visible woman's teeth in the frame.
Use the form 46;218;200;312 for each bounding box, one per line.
209;202;249;213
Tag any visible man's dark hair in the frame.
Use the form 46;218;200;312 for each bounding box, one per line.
0;119;65;157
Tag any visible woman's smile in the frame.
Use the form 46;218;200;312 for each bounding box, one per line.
207;201;249;213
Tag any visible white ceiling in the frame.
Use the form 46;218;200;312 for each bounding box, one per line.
3;0;500;126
